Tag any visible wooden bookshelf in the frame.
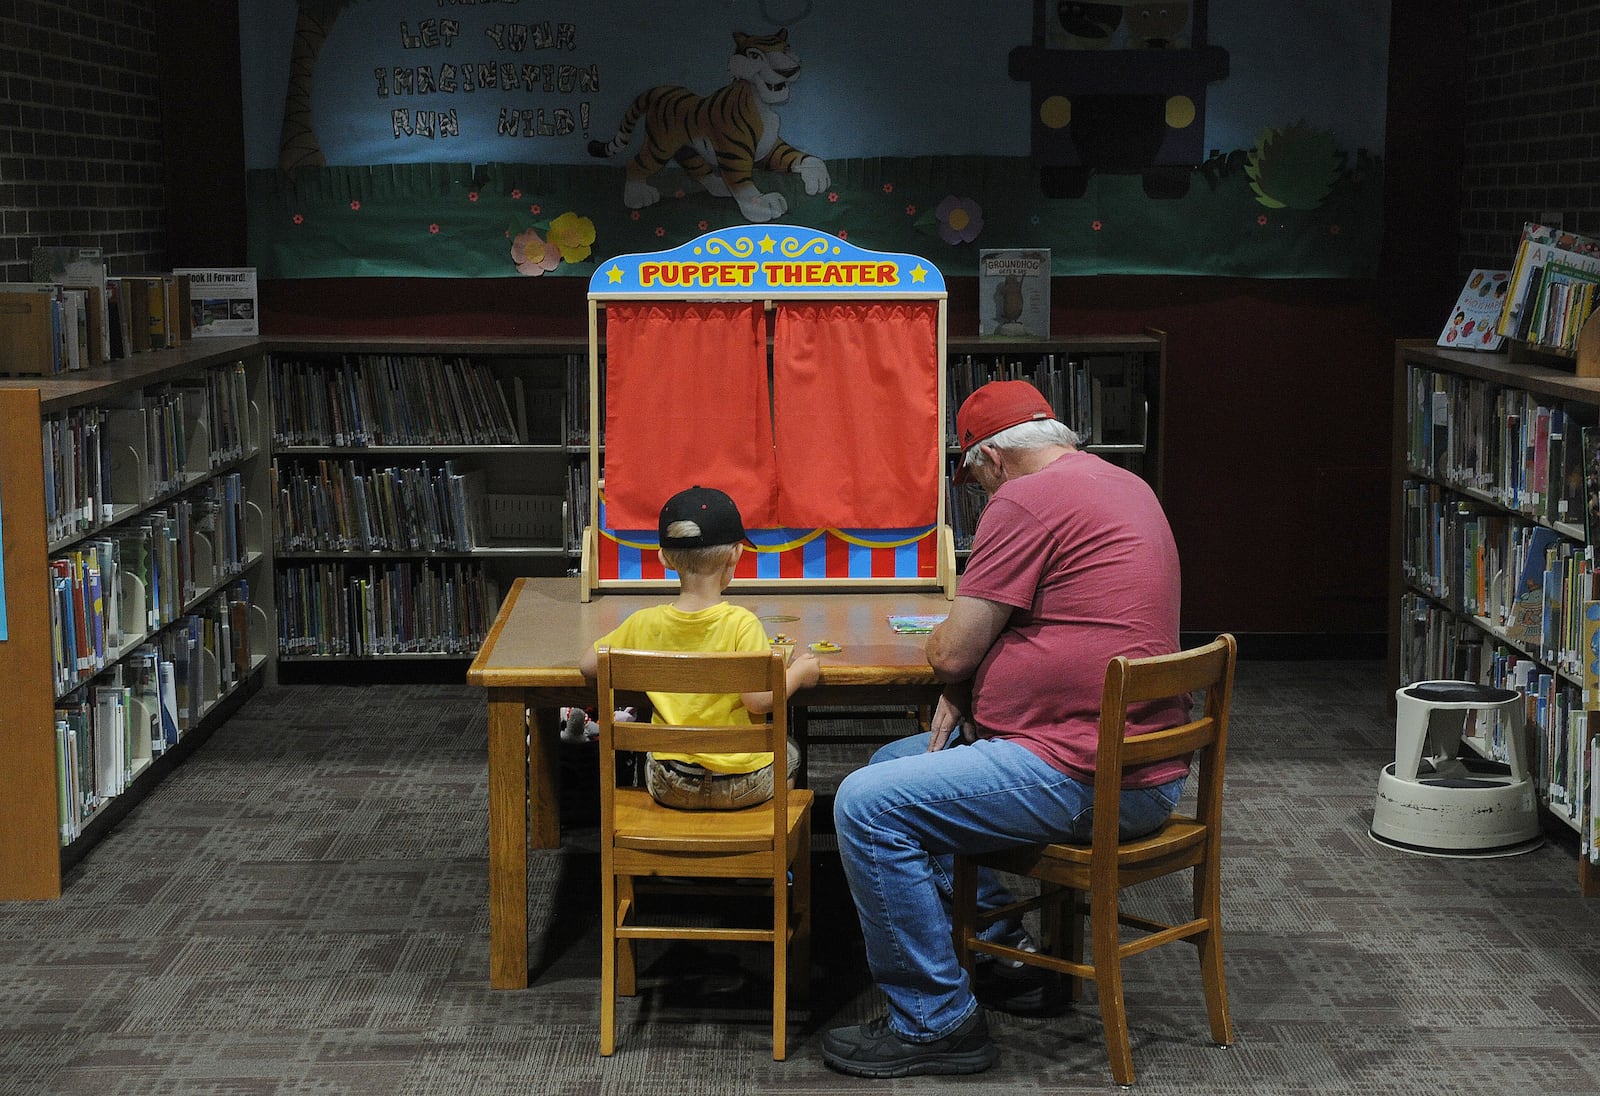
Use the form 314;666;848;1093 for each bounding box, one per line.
1389;339;1599;896
0;339;275;899
266;339;584;667
944;331;1165;553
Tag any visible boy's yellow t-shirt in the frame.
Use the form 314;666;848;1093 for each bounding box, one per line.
592;601;772;773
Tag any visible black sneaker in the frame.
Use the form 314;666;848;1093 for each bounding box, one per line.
820;1010;997;1078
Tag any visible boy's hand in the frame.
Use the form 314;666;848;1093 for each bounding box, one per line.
790;649;822;689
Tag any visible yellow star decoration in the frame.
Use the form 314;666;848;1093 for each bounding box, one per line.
607;265;624;283
910;264;929;283
759;235;776;253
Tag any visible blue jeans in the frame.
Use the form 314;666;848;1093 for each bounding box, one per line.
832;732;1186;1041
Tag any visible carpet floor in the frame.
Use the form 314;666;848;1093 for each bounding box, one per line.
1;659;1597;1094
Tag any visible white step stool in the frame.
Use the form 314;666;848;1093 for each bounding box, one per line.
1370;680;1543;857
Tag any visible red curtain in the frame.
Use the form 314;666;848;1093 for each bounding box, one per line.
602;301;777;530
772;302;940;528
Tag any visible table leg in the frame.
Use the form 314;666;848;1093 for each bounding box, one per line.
487;688;530;989
528;705;562;849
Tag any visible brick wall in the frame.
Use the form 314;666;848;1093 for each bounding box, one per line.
0;0;166;282
1460;0;1600;268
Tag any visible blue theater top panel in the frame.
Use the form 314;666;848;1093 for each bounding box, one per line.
588;224;946;297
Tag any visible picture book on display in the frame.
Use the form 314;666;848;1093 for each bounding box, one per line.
174;268;258;337
1497;223;1600;346
977;249;1049;338
1438;269;1509;351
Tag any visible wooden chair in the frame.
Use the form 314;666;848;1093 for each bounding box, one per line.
595;647;814;1060
951;634;1238;1087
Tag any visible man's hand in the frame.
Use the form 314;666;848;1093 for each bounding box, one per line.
927;692;974;751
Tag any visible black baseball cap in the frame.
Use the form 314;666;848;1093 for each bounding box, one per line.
658;486;746;549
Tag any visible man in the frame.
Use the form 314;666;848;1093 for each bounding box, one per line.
821;380;1189;1078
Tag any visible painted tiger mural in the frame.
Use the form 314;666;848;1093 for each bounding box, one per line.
586;29;830;223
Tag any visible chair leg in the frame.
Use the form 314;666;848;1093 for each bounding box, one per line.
600;870;617;1056
617;875;637;998
1041;881;1084;1003
1092;896;1135;1086
950;855;978;978
772;861;789;1061
1194;866;1234;1047
790;821;812;1006
1063;885;1086;1003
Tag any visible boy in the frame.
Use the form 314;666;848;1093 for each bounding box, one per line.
578;485;820;809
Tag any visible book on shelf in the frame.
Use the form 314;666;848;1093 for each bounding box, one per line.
54;700;92;826
157;657;179;750
91;680;128;801
1551;408;1587;526
1583;426;1600;546
173;267;257;337
1589;735;1599;864
0;280;103;372
54;718;77;842
104;279;126;359
0;283;67;376
140;277;166;351
115;276;157;352
1504;525;1558;646
1525;261;1600;353
116;273;192;351
1497;223;1600;343
977;249;1050;338
32;245;111;363
60;288;95;369
1438;268;1509;351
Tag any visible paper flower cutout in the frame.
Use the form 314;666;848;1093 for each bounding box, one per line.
548;211;596;264
511;228;561;276
935;196;983;245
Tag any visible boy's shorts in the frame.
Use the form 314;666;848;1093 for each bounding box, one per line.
643;739;802;810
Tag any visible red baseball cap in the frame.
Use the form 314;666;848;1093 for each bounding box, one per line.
952;380;1056;483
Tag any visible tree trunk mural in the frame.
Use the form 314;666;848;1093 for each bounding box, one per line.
277;1;357;171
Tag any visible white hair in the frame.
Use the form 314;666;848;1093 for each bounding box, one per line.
962;418;1081;478
660;522;740;575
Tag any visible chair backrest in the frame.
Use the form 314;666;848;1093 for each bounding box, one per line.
595;646;792;839
1090;634;1237;852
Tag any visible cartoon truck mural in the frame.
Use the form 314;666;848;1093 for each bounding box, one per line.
1009;1;1230;199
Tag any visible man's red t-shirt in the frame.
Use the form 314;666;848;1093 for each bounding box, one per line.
956;449;1189;787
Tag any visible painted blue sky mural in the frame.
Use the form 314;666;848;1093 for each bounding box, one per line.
237;0;1391;279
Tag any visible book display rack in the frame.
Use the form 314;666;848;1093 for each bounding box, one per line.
1391;339;1599;895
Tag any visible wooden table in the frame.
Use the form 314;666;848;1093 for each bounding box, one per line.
466;576;950;989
